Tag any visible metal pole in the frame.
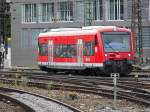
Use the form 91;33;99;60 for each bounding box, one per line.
131;0;143;65
111;73;120;110
137;0;143;64
114;76;117;109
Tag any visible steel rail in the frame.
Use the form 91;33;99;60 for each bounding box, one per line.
0;70;150;92
0;92;35;112
0;70;150;106
24;75;150;90
1;69;150;77
0;87;82;112
0;77;150;106
0;70;150;90
1;70;150;82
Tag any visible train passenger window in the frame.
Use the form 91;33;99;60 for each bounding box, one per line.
55;44;76;58
39;44;48;56
84;41;94;56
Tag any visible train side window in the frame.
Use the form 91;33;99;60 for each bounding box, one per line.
39;44;48;56
55;44;76;58
84;41;94;56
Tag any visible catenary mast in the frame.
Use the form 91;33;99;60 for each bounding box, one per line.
131;0;143;64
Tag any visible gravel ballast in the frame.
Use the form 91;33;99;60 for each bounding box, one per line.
2;84;150;112
0;100;26;112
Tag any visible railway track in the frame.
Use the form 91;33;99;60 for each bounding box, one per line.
1;70;150;88
1;68;150;77
1;69;150;89
0;87;81;112
0;70;150;107
0;92;34;112
0;77;150;107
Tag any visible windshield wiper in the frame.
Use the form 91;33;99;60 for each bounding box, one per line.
104;42;117;52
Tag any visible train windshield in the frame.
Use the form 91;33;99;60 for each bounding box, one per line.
102;32;131;52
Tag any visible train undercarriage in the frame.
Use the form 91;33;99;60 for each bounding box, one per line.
103;60;133;75
39;60;133;76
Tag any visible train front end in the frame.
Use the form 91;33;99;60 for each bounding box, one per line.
101;28;134;74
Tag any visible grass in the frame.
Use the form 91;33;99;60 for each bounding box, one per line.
0;80;4;87
47;81;53;93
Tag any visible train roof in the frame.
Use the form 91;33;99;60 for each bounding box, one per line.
82;26;118;30
50;28;81;32
39;26;131;37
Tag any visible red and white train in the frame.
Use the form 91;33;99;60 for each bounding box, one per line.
38;26;134;75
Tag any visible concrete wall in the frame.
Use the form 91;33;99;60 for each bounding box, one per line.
11;0;150;67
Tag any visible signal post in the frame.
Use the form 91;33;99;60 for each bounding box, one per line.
111;73;120;110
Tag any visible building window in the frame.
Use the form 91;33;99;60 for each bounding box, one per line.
57;1;73;21
143;28;150;47
22;4;37;23
107;0;124;20
21;29;44;49
39;3;54;22
84;42;94;56
21;29;30;48
55;44;76;58
149;0;150;20
93;0;103;20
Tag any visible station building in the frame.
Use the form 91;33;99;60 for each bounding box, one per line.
10;0;150;67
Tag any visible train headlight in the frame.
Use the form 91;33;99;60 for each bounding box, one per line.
128;54;131;57
105;54;108;57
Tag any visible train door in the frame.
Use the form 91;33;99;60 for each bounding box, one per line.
83;35;96;63
48;40;53;65
77;39;83;65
